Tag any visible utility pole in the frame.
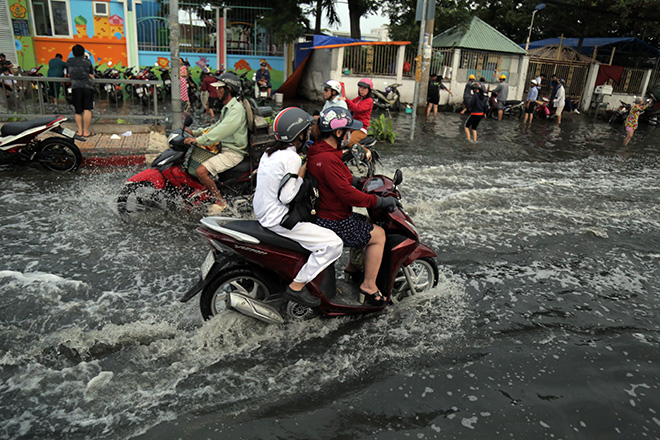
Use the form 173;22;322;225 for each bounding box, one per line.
416;18;435;113
410;0;435;140
169;0;182;129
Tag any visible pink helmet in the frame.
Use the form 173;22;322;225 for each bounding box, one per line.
357;78;373;90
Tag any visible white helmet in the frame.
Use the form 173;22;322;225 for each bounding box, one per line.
323;80;342;95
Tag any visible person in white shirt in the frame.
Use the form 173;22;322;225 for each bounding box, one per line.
553;79;566;125
253;107;343;307
321;80;348;111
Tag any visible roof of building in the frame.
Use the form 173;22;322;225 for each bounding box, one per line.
526;37;660;57
432;16;527;55
528;44;595;64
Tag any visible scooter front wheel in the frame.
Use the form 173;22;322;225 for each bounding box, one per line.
200;268;272;320
391;257;438;302
117;182;172;216
37;137;82;172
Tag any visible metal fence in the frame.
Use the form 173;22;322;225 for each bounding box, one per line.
343;45;401;77
430;49;453;75
136;2;283;56
0;75;166;123
526;61;591;101
611;67;646;95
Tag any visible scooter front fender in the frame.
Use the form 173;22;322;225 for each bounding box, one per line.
126;168;167;189
403;243;437;266
180;257;227;303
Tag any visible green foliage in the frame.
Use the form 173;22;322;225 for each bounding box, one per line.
368;113;397;143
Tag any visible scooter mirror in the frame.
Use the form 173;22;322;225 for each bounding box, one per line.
183;114;193;128
393;169;403;186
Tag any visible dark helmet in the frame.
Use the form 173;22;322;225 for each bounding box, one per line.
212;71;241;95
272;107;314;142
318;106;363;133
471;81;482;90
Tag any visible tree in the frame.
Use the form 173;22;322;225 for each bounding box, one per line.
312;0;340;34
347;0;378;39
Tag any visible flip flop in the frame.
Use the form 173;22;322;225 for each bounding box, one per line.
83;132;97;137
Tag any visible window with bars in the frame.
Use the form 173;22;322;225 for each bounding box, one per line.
31;0;71;37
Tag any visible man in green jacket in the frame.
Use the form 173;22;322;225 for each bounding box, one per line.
185;72;248;215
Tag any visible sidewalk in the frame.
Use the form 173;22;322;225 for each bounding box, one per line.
0;120;168;168
59;122;168;168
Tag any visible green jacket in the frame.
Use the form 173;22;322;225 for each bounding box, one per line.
193;97;248;154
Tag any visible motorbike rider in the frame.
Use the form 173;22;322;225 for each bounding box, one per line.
338;78;374;150
184;71;247;215
322;80;348;111
255;62;271;98
253;107;343;308
307;106;398;306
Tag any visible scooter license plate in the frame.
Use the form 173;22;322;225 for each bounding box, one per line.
200;250;215;279
260;91;267;98
61;127;76;138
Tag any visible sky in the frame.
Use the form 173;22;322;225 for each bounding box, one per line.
314;1;390;34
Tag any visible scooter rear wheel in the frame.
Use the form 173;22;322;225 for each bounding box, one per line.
37;137;82;172
200;268;272;320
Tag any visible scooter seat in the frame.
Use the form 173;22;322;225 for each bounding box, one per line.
224;220;309;255
217;157;251;184
504;100;522;106
1;117;60;136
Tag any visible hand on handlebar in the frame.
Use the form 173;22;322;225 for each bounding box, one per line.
184;137;197;145
376;195;399;212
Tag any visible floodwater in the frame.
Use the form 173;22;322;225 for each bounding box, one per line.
1;111;659;439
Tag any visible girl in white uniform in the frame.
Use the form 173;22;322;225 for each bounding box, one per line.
253;107;343;307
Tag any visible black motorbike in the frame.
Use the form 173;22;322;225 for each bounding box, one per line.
372;83;402;111
608;100;631;124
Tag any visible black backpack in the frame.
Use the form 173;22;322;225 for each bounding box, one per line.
278;173;319;230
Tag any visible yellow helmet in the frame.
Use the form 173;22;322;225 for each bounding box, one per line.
500;74;507;80
468;74;476;80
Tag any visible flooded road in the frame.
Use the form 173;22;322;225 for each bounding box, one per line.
1;111;659;439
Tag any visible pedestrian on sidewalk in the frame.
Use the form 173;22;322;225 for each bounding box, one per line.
523;79;539;124
47;54;66;104
623;97;653;146
200;68;219;118
426;73;452;121
66;44;95;137
464;82;487;142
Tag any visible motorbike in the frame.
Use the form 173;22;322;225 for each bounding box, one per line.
342;136;379;178
157;67;171;101
26;65;48;102
372;82;402;111
0;115;84;171
486;93;524;119
101;65;123;103
534;97;552;119
117;101;275;217
252;72;269;106
608;100;631;124
180;169;439;324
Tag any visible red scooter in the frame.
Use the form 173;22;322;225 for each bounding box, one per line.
181;170;439;324
117;107;273;217
0;115;83;171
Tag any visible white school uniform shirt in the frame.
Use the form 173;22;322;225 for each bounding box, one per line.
253;145;303;228
554;85;565;107
322;95;348;111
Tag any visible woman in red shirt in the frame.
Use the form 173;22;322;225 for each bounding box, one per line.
307;106;398;306
339;78;374;149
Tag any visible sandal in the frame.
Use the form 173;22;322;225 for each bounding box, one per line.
360;288;386;306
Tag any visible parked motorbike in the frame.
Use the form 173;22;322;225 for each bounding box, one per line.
607;100;631;124
157;67;171;101
181;169;438;323
238;70;254;99
101;65;123;103
486;94;524;119
117;101;274;217
534;97;552;119
26;65;48;102
252;72;270;106
0;116;84;171
372;82;402;111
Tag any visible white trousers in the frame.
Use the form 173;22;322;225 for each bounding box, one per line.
267;222;343;284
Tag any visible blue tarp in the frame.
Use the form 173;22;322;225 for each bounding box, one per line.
295;35;367;70
525;37;660;57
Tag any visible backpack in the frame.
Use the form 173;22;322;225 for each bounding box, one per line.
278;173;319;230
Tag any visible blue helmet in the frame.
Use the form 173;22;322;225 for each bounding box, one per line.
318;106;363;133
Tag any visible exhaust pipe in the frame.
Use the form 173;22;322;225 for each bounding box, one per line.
226;292;285;325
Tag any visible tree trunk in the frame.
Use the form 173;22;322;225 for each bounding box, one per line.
315;0;322;34
347;0;363;39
